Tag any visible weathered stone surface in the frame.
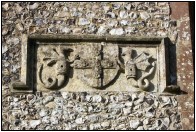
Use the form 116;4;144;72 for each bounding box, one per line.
2;1;193;130
11;35;169;93
129;119;141;129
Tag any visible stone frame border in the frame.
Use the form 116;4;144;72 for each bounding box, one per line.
10;34;169;93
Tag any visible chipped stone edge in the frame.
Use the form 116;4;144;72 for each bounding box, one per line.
11;34;171;93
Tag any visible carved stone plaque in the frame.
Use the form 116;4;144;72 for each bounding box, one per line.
11;35;169;93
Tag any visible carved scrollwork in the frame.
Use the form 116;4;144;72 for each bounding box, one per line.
137;62;156;90
11;35;170;93
38;46;73;89
38;45;156;91
118;48;156;91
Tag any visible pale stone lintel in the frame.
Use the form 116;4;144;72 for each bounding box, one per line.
10;34;176;93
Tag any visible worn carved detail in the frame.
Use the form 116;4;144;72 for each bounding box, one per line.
11;35;170;93
38;46;73;89
72;44;119;89
38;45;156;91
119;48;156;91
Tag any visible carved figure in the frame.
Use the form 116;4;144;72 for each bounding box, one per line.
119;48;156;91
38;46;73;89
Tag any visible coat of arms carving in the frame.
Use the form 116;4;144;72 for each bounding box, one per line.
72;43;119;89
11;35;171;93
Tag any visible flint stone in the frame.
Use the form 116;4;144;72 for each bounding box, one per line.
72;11;82;17
107;20;118;27
145;107;155;118
72;28;83;34
42;116;50;124
137;126;144;130
101;121;110;128
109;28;124;35
140;12;150;20
29;3;39;10
29;120;41;128
125;4;132;10
8;38;20;45
129;12;138;19
125;27;136;34
92;95;102;103
117;124;126;130
129;119;141;129
43;96;54;104
16;23;24;31
131;93;138;101
108;103;124;109
97;26;107;35
119;10;128;18
60;26;71;33
2;3;9;11
162;117;170;127
75;117;85;124
160;96;171;104
112;3;121;10
86;12;95;18
39;109;47;117
2;27;8;35
106;12;116;18
120;20;128;26
143;118;149;125
103;6;110;13
87;114;101;122
50;117;58;125
15;4;23;13
62;92;70;99
92;5;99;10
90;123;101;130
80;126;89;130
78;18;90;25
2;46;8;54
123;108;132;115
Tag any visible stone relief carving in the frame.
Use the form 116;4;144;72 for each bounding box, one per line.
118;48;156;91
71;44;119;89
11;35;174;93
37;44;156;91
38;46;73;89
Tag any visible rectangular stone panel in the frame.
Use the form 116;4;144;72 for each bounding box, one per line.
11;35;169;93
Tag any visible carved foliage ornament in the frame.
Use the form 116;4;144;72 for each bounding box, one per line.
38;46;73;89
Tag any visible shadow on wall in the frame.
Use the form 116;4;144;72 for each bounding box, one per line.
166;37;187;95
189;2;195;69
167;37;177;85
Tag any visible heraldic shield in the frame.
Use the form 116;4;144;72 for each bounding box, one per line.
72;43;119;89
